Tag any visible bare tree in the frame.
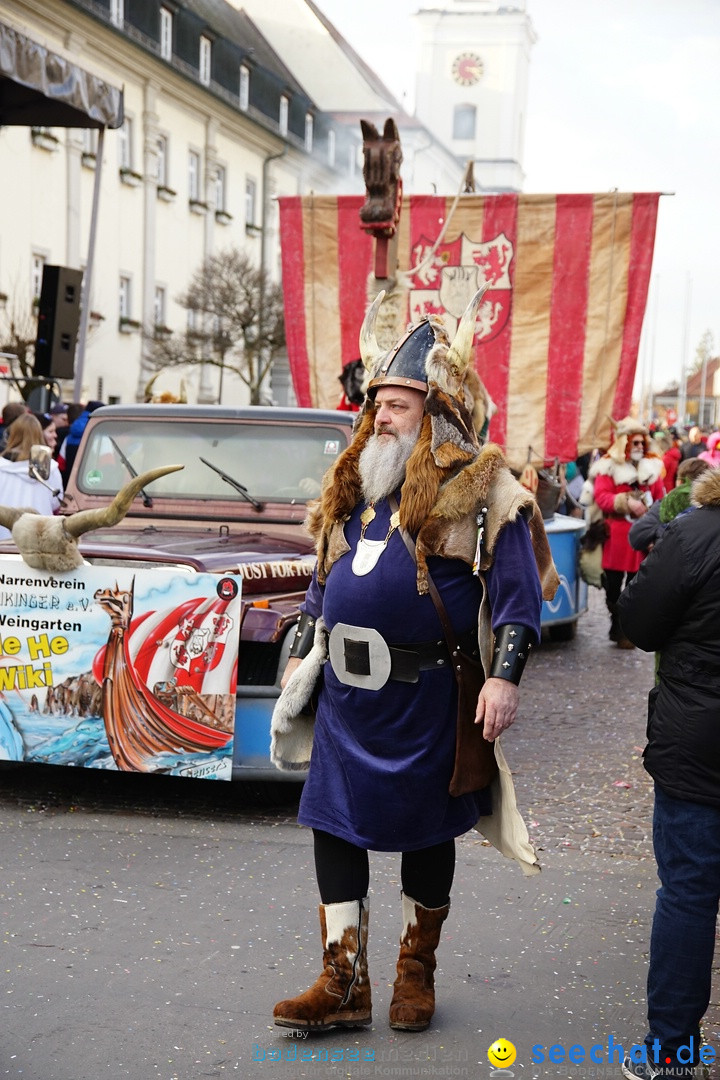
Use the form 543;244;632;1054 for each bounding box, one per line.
691;329;716;374
145;248;286;405
0;291;38;397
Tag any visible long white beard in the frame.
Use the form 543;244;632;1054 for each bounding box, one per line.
358;424;421;503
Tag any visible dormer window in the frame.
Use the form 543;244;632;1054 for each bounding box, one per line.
304;113;314;153
110;0;123;27
239;65;250;111
279;95;289;137
160;8;173;61
199;36;212;86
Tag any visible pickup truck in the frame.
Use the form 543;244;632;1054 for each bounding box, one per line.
0;404;354;782
0;402;579;783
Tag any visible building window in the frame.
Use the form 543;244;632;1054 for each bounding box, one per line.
327;129;336;168
110;0;124;27
453;103;476;141
304;112;314;153
31;255;45;300
160;8;173;61
239;64;250;111
199;36;212;86
279;95;289;137
215;165;226;212
81;129;98;168
83;128;98;156
154;286;166;327
119;276;131;320
245;177;257;227
156;135;168;186
118;117;133;170
347;143;357;177
188;150;201;202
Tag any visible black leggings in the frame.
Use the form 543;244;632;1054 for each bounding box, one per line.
603;568;636;610
313;829;455;909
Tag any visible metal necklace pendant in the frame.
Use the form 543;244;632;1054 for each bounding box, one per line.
360;504;376;527
351;506;400;576
352;537;389;576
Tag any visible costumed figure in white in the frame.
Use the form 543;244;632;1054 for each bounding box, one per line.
585;418;665;648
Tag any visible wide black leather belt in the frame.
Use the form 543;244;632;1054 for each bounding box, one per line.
328;622;479;689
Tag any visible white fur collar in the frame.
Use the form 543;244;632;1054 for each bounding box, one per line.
590;453;663;488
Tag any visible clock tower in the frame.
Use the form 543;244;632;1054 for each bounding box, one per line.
413;0;536;192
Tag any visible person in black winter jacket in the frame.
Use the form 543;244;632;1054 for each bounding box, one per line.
627;457;710;554
616;467;720;1079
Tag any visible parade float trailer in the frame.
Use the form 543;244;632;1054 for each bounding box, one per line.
0;405;354;781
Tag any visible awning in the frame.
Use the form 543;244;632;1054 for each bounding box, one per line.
0;21;123;128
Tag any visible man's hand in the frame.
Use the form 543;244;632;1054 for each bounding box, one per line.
475;677;520;741
280;656;303;689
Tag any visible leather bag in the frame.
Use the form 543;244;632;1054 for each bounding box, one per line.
448;646;498;796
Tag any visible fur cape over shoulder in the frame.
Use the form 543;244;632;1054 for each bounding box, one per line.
305;407;559;603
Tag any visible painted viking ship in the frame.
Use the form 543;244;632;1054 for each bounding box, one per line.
93;580;236;772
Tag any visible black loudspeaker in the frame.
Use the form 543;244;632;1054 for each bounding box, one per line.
34;265;83;381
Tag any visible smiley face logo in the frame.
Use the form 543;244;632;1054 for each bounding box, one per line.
488;1038;517;1068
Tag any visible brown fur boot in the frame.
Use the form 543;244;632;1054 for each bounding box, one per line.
273;898;371;1032
389;893;450;1032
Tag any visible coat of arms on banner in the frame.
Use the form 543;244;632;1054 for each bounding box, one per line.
409;232;514;341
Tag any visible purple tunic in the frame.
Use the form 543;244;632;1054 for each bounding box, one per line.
297;496;541;851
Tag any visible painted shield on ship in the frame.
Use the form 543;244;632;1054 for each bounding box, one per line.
409;232;514;343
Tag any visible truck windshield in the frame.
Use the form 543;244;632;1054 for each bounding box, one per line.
74;418;344;502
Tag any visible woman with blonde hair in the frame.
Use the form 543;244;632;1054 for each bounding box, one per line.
0;413;64;539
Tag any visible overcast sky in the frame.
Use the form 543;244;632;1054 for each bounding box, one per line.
314;0;720;402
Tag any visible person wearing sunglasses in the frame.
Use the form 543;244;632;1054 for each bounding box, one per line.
585;418;665;648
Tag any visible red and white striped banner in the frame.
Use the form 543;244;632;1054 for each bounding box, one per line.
278;192;660;470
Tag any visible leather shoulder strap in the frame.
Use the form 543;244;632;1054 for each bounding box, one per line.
388;493;460;654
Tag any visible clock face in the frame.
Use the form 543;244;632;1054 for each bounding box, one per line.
451;52;484;86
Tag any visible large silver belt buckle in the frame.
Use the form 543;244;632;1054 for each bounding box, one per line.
328;622;392;690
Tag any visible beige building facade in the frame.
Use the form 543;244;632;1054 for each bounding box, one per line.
0;0;533;408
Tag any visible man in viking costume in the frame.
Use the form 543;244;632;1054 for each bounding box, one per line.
586;418;665;648
270;288;559;1033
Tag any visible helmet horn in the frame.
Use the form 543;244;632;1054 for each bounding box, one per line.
445;282;492;378
359;290;386;373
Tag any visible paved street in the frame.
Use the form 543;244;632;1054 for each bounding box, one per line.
0;587;717;1080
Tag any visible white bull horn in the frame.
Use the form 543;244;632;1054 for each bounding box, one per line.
0;506;32;532
64;464;184;538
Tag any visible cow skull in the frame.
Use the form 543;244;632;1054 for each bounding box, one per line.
0;464;183;572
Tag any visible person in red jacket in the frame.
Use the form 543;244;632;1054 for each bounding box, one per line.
588;418;665;648
660;426;683;490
